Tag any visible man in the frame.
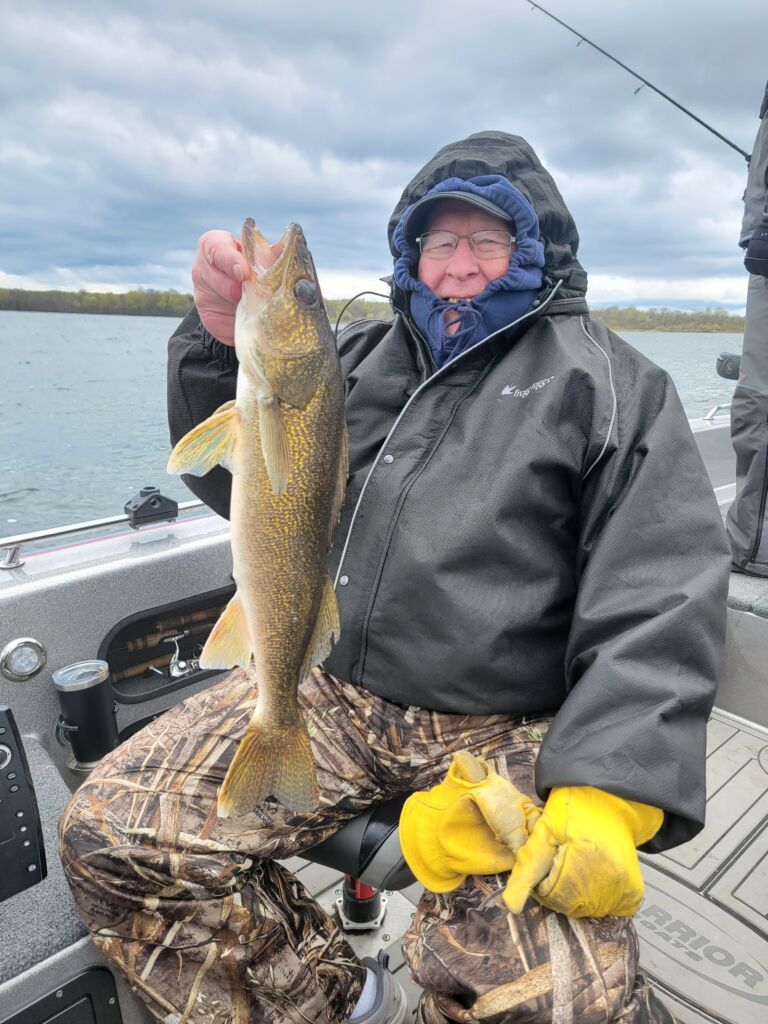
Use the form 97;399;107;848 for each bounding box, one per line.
59;131;729;1024
727;79;768;573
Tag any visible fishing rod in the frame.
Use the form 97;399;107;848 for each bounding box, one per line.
525;1;751;162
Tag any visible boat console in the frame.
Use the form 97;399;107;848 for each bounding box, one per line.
0;706;47;905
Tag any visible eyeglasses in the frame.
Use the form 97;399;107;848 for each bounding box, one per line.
416;229;516;261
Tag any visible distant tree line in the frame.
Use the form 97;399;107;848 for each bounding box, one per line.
325;297;394;327
0;287;194;317
0;287;395;325
0;287;392;324
595;305;745;333
0;288;745;332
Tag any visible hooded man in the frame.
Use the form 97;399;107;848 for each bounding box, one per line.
59;132;730;1024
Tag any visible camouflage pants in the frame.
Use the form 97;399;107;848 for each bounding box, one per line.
59;668;673;1024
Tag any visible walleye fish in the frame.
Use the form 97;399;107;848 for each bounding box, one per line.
167;220;348;815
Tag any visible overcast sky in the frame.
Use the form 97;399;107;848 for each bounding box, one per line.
1;0;765;309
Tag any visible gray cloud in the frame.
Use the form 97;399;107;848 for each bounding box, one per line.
0;0;765;306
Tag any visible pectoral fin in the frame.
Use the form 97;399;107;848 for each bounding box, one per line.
199;592;253;669
167;400;239;476
258;396;290;494
328;426;349;547
299;577;340;682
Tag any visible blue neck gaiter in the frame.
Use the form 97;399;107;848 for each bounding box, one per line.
392;175;545;367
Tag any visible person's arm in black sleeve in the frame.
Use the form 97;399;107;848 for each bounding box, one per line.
167;306;238;519
535;325;731;852
739;79;768;249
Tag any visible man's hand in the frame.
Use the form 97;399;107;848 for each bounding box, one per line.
399;750;541;892
503;786;663;918
191;230;252;345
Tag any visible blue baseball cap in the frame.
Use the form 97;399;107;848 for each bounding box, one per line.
402;191;513;242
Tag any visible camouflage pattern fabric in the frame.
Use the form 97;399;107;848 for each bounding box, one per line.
59;668;674;1023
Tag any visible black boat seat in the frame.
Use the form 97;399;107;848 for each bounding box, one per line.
304;792;416;891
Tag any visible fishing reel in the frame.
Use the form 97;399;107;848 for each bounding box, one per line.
146;631;201;680
744;212;768;277
717;352;741;380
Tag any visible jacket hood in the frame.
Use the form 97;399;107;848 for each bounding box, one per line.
387;131;588;307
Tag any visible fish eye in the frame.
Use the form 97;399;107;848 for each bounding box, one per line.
294;278;318;306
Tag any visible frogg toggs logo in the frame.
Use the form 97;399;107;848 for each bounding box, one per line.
501;375;555;398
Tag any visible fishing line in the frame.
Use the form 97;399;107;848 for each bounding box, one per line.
333;290;391;338
525;1;751;162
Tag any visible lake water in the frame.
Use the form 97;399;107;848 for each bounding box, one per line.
0;309;742;535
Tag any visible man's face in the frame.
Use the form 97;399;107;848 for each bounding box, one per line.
417;199;515;300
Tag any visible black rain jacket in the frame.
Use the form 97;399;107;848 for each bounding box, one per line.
167;132;730;850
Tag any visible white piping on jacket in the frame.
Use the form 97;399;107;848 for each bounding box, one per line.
333;280;564;588
579;316;617;479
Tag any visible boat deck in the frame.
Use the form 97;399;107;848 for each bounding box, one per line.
283;705;768;1024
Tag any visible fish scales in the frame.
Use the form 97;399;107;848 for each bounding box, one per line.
168;219;348;815
232;378;341;718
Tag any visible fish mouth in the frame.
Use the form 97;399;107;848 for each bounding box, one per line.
241;220;312;296
266;223;310;291
239;220;324;368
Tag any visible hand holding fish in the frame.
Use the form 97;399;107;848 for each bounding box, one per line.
191;229;252;345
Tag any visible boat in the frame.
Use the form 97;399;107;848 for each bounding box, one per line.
0;383;765;1024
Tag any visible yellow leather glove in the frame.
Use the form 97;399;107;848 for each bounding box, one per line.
503;785;664;918
399;750;542;892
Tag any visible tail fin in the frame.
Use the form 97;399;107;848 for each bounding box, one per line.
217;712;318;817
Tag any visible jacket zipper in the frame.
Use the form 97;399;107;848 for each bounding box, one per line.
356;362;495;680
